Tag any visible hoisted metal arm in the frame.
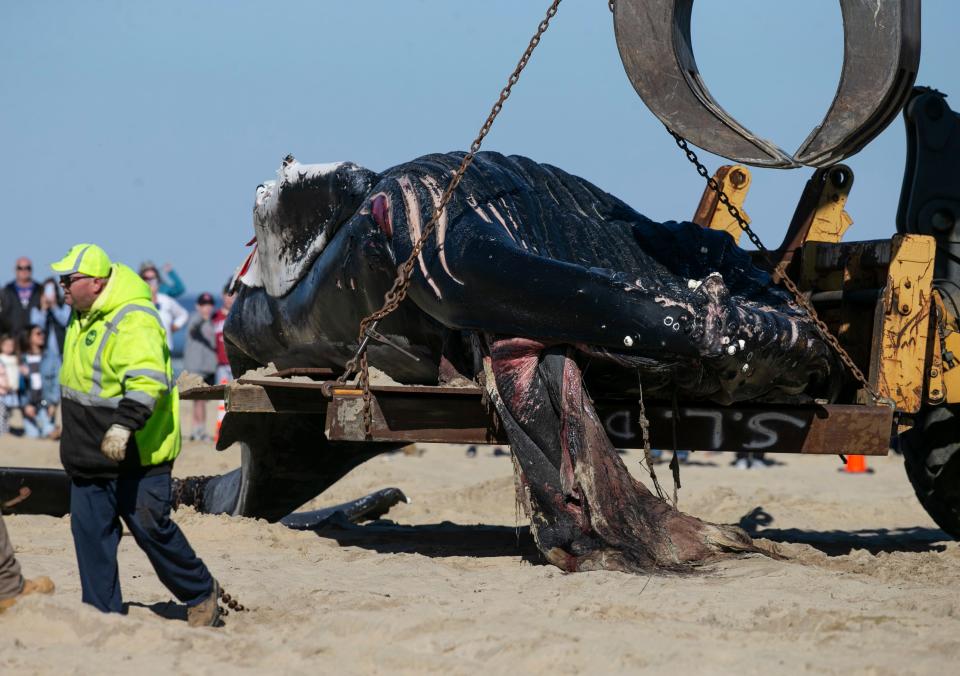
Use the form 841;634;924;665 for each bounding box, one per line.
613;0;920;168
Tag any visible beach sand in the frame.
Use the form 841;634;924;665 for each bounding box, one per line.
1;405;959;674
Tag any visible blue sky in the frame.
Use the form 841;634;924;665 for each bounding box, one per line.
2;1;956;295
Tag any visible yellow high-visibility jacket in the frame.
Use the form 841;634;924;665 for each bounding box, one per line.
59;263;180;478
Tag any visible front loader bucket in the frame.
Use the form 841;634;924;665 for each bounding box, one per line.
613;0;920;169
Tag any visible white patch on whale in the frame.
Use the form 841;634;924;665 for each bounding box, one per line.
248;159;347;297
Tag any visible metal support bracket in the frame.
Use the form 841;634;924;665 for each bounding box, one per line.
693;165;751;245
869;234;936;413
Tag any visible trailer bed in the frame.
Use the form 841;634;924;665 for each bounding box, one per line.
182;373;893;456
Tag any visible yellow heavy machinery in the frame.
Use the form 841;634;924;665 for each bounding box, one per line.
691;85;960;536
610;0;960;535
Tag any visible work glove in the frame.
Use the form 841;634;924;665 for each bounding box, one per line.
100;424;132;462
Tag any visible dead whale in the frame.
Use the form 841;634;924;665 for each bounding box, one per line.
187;151;838;571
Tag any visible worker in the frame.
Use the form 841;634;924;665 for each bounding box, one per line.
1;492;55;612
52;243;220;625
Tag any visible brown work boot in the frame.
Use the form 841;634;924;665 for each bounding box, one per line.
0;576;55;612
187;579;221;627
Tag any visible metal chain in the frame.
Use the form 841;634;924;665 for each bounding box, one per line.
666;129;885;404
337;0;563;388
220;587;247;614
359;351;373;438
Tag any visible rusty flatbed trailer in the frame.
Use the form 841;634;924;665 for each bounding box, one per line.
182;369;893;457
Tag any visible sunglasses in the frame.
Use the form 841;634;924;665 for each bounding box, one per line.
16;265;31;271
59;274;92;289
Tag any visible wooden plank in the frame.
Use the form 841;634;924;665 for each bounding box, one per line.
225;383;328;414
326;390;502;445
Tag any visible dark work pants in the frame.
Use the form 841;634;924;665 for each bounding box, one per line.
70;473;213;614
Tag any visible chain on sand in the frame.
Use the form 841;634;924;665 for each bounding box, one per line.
219;587;247;615
665;129;885;405
337;0;563;389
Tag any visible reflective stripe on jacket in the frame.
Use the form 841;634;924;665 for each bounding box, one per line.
59;263;180;478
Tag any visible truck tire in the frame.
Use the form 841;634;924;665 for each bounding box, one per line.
899;403;960;538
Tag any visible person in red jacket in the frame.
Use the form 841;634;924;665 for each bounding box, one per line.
211;281;236;384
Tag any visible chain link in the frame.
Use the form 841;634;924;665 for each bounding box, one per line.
220;587;247;614
359;351;373;438
666;129;884;403
337;0;563;389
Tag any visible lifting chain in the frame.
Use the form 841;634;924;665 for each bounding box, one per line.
359;350;373;437
666;130;886;405
336;0;564;436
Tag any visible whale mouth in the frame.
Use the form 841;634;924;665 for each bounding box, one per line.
249;156;377;297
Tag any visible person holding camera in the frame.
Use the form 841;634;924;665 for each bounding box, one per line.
30;278;70;437
18;324;56;439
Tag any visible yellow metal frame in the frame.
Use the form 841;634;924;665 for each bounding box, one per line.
693;165;751;244
870;234;936;413
805;173;854;244
693;163;942;415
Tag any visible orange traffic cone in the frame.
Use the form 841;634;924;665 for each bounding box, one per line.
842;454;873;474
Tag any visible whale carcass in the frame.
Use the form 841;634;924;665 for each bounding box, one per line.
186;151;839;572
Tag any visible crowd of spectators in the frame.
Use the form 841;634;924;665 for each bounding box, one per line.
0;255;235;440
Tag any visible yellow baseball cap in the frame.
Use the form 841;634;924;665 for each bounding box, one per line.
51;243;113;278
